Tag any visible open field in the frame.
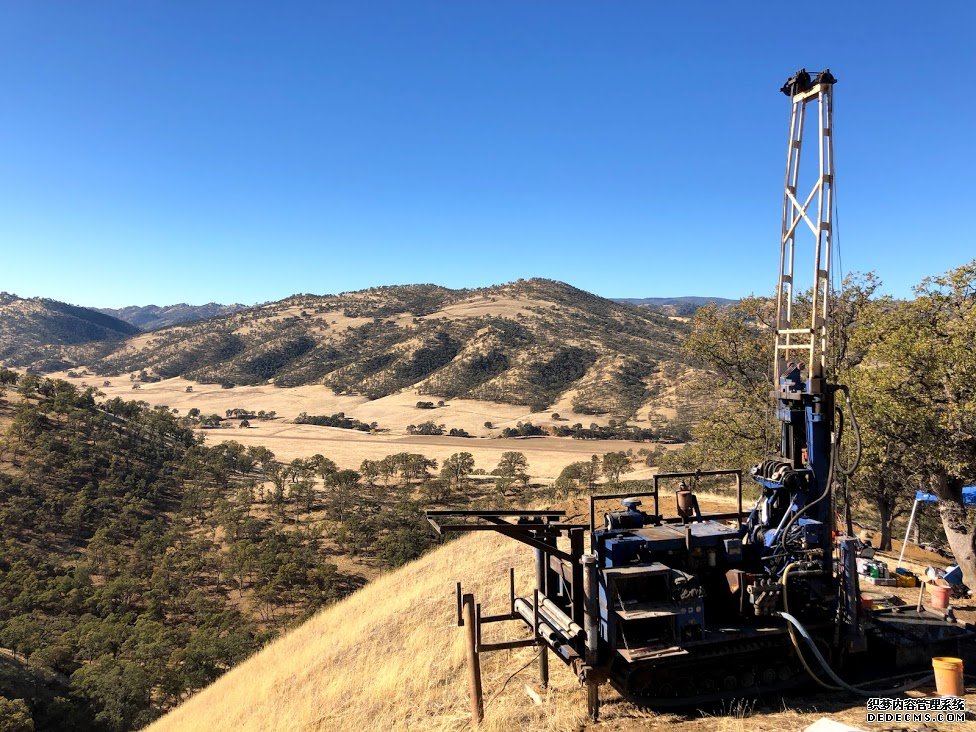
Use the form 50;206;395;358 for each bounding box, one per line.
147;491;975;732
51;372;674;479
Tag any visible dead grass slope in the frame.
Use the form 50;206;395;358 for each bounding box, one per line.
145;530;593;732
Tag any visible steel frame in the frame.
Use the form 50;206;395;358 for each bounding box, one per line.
427;509;602;721
588;469;746;549
775;80;835;395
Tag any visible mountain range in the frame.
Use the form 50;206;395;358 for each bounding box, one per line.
0;281;725;415
612;296;736;316
95;302;247;330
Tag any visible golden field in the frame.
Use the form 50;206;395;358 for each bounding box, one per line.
52;372;676;479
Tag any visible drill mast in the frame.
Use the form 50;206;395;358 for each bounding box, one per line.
775;68;837;396
748;69;840;568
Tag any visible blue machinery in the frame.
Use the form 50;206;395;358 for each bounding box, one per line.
426;70;973;723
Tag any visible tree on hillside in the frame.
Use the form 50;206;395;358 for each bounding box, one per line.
387;452;437;482
442;452;475;491
601;451;633;485
659;297;776;473
0;367;18;385
311;454;338;482
247;445;276;472
554;462;583;497
406;420;444;436
843;426;915;550
494;451;528;491
325;469;361;521
359;459;381;487
580;456;601;491
851;261;976;585
0;698;33;732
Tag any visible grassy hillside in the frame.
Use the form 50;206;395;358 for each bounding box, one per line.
0;377;415;729
146;530;583;732
4;374;599;729
79;279;688;416
96;303;247;331
144;510;938;732
0;292;139;369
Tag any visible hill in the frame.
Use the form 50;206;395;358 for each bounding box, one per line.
146;529;573;732
0;377;389;729
0;292;139;370
81;279;690;416
146;501;923;732
95;302;247;331
613;296;737;317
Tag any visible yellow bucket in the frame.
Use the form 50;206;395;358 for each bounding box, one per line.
932;656;965;696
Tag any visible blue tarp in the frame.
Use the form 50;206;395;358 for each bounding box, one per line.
914;486;976;506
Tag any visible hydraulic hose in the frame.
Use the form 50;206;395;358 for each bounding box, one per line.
780;440;835;554
777;611;933;695
781;562;837;690
834;384;861;476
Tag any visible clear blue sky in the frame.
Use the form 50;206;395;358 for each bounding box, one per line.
1;2;973;308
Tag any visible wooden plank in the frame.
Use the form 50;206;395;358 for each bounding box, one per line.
616;645;689;663
616;603;678;620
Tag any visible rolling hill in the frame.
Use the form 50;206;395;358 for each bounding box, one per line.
145;529;577;732
77;279;691;416
0;292;139;370
95;302;247;331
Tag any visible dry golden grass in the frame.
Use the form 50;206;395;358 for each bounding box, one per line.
145;530;590;732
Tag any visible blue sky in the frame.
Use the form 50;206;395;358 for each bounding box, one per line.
1;3;973;308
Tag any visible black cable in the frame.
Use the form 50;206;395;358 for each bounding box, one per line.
483;648;545;709
779;381;863;555
780;439;835;555
834;386;861;476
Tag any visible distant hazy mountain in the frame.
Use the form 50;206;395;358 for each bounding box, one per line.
77;279;691;415
96;302;247;331
0;292;139;369
614;296;737;316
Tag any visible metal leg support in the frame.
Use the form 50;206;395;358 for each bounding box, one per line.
535;548;549;688
582;554;600;722
462;593;484;726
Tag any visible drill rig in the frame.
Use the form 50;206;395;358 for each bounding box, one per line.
589;68;864;706
428;69;972;719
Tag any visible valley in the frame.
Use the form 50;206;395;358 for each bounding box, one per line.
52;371;676;480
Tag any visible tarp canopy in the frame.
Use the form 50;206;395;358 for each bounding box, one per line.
913;486;976;506
898;485;976;568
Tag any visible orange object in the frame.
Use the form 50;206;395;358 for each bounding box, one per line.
932;656;965;696
928;584;951;610
860;597;874;610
